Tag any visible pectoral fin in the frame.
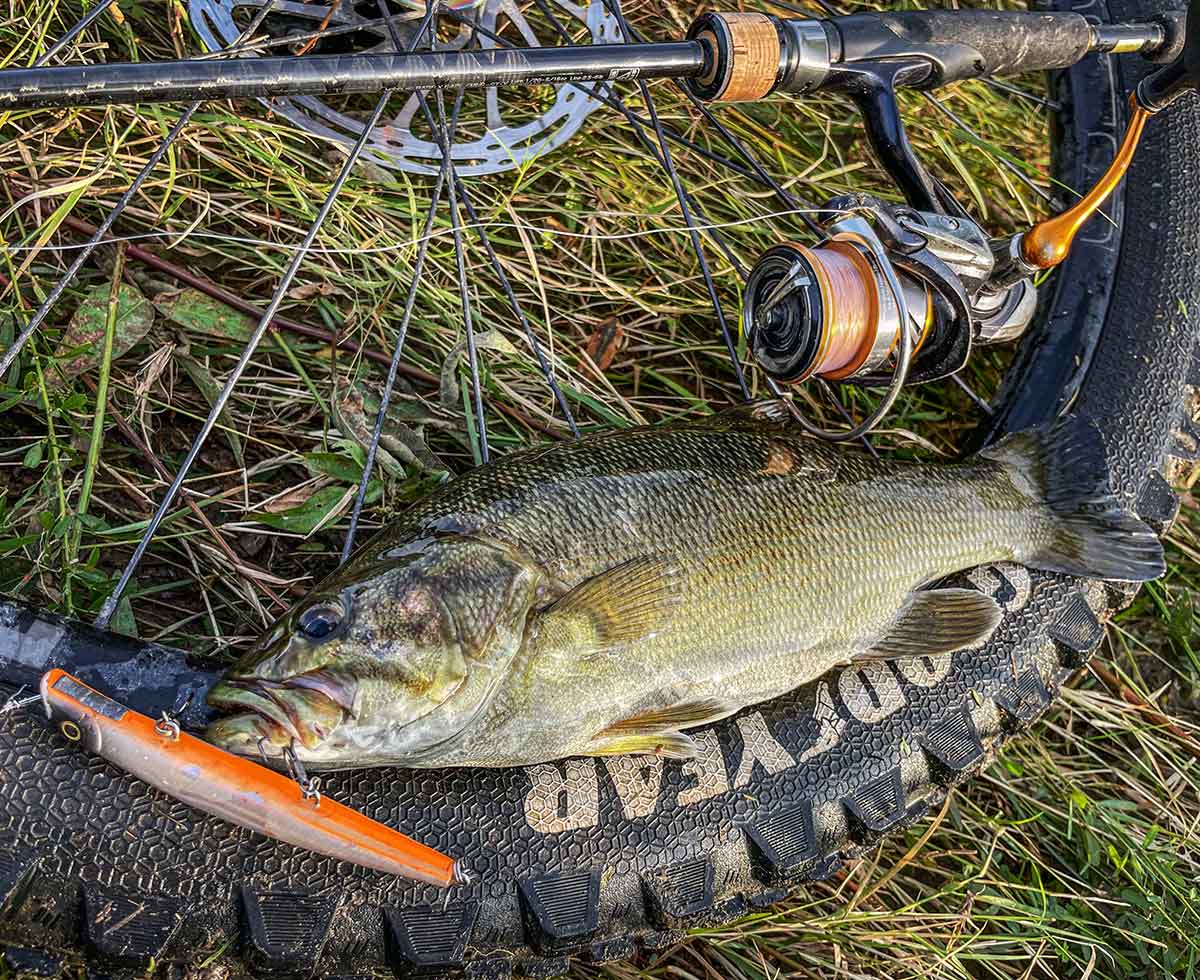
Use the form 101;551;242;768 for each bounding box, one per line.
856;588;1001;661
540;555;683;652
594;697;735;737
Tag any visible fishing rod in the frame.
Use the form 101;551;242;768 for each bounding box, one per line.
0;10;1173;111
2;3;1193;441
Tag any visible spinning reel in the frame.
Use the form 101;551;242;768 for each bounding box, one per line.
712;1;1200;439
742;198;1033;439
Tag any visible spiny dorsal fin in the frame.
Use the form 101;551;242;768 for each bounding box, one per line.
543;555;683;650
687;400;796;432
585;731;698;760
856;588;1002;661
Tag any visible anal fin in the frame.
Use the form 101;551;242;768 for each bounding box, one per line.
858;588;1001;661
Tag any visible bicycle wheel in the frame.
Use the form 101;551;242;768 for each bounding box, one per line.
0;0;1197;976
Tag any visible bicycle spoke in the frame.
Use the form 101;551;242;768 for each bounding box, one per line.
386;2;580;439
342;169;448;562
950;372;993;416
601;0;748;400
981;77;1061;112
639;84;750;399
2;2;284;381
340;1;446;562
438;2;823;289
528;1;759;278
200;3;427;59
922;92;1052;204
341;168;448;559
602;11;824;238
371;0;435;53
437;5;794;204
0;105;197;380
95;90;394;628
457;183;580;439
435;84;490;464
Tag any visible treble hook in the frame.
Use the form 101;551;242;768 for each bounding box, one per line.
0;687;41;716
282;742;322;807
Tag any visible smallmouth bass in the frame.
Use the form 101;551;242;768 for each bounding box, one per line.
206;405;1162;769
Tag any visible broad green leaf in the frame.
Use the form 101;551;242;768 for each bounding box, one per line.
0;534;40;556
109;595;138;638
51;282;154;384
22;440;43;469
304;452;364;484
252;485;349;535
150;287;254;342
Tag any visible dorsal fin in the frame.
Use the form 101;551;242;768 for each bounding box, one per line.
685;400;797;432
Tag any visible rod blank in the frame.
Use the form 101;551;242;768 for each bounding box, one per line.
0;42;706;110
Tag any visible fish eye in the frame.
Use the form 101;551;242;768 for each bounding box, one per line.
297;601;345;640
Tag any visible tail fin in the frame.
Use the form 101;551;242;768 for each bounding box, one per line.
979;415;1165;583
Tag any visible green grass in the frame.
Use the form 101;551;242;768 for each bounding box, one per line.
1;0;1198;977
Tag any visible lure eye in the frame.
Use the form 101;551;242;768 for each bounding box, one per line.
297;601;344;640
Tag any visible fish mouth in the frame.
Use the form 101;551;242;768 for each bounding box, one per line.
205;670;357;757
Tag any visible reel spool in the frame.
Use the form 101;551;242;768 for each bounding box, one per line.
743;240;933;386
742;202;1033;440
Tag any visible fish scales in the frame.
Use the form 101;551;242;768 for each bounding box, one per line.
206;407;1163;769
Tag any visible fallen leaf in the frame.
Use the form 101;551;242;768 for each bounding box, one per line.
51;282;154;384
585;318;624;372
255;484;349;534
334;381;447;477
287;282;340;301
263;480;326;514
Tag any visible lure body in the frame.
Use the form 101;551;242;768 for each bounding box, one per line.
39;668;458;887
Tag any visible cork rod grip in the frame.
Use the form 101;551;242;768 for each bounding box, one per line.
687;12;783;102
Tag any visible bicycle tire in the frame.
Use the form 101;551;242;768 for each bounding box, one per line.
2;0;1199;976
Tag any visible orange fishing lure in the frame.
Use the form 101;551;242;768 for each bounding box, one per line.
39;668;460;887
